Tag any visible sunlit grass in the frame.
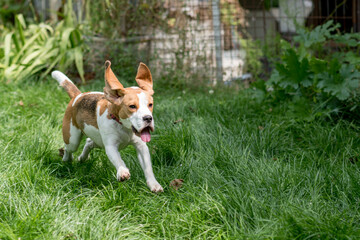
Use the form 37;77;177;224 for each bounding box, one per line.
1;79;360;239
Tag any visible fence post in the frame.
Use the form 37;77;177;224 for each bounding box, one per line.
212;0;223;84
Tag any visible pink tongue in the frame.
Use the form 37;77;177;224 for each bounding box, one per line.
140;127;151;142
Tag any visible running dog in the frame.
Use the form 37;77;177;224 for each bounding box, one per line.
51;61;163;192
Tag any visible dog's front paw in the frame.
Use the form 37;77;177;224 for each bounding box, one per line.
77;155;86;162
147;179;163;193
116;167;131;181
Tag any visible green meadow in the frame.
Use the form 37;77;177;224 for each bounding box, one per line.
1;77;360;239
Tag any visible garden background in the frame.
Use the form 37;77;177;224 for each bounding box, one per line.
1;0;360;239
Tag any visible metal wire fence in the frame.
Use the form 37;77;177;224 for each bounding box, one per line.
138;0;359;83
32;0;359;84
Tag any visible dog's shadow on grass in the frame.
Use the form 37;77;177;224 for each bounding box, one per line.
44;149;118;188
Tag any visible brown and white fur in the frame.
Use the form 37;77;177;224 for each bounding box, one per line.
51;61;163;192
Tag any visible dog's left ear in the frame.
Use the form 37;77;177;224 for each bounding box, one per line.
135;62;154;95
104;60;126;105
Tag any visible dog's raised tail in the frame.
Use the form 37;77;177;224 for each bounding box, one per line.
51;71;81;99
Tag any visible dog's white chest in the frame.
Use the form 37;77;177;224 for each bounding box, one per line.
89;108;132;148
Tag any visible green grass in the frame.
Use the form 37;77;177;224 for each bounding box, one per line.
1;78;360;239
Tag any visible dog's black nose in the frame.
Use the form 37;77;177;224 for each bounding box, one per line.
143;115;153;123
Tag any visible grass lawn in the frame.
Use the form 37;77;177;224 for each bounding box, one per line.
1;77;360;239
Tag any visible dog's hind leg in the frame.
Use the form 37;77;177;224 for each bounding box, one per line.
62;117;82;162
78;138;96;161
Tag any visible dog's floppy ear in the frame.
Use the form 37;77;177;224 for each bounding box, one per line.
135;62;154;95
104;60;125;104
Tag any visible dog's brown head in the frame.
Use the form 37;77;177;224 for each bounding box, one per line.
104;60;154;142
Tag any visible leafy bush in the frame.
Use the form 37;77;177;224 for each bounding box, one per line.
265;21;360;120
0;0;86;83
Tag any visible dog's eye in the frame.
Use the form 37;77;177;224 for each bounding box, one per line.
148;103;153;108
129;105;136;109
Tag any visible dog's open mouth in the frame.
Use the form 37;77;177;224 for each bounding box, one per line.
132;126;153;142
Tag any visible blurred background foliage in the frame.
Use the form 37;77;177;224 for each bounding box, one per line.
0;0;167;84
259;20;360;121
86;0;166;38
0;0;359;121
0;0;86;83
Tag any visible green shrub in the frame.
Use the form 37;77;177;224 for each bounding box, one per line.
0;0;86;83
265;21;360;120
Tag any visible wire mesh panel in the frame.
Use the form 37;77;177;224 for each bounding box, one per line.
32;0;359;83
149;0;247;83
307;0;358;33
147;0;359;83
148;0;217;83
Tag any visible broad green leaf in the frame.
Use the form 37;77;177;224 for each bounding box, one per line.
60;27;75;51
74;47;85;83
11;34;21;52
331;33;360;47
12;32;41;63
332;52;360;66
15;14;26;46
317;64;360;100
38;23;54;34
21;50;42;64
64;0;75;27
294;20;340;48
267;69;280;85
310;58;327;74
59;50;76;72
4;65;18;81
19;59;43;79
275;49;312;90
4;32;14;67
69;29;82;48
